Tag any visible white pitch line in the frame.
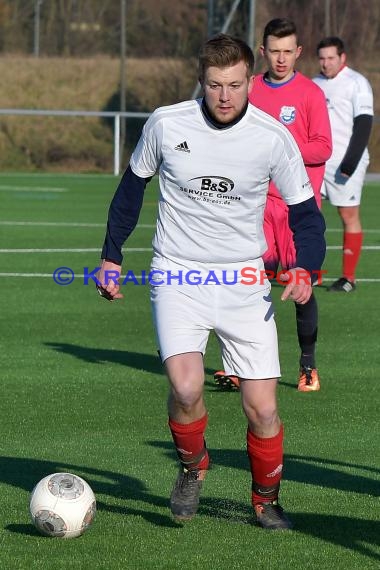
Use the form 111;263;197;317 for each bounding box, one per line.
327;245;380;250
0;186;67;192
0;248;151;253
325;228;380;233
0;273;149;278
0;221;104;227
1;246;380;253
0;273;379;283
0;220;379;233
0;221;155;228
0;273;57;277
0;172;115;179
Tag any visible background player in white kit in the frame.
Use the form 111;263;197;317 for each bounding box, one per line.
314;37;373;292
96;34;326;530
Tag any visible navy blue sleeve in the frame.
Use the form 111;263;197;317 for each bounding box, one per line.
101;165;151;264
340;114;373;176
288;197;326;279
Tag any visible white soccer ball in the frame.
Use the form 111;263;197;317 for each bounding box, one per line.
29;472;96;539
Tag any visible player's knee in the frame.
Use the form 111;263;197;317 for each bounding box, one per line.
244;402;278;430
339;207;360;225
169;380;203;412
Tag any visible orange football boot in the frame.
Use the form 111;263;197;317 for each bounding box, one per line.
214;370;240;390
298;366;320;392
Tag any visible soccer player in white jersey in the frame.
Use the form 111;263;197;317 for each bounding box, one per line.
96;34;326;530
314;37;373;292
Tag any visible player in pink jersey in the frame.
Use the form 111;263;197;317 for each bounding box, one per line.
215;19;331;392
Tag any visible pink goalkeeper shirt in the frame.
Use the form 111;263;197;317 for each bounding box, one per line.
249;71;332;205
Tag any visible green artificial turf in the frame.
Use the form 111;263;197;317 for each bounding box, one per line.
0;174;379;569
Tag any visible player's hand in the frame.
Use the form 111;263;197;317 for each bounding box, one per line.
334;169;349;185
280;267;312;305
96;260;124;301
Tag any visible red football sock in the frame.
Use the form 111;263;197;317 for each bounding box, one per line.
343;231;363;282
169;414;209;470
247;424;284;506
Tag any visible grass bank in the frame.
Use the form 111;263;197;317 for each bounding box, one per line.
0;55;379;173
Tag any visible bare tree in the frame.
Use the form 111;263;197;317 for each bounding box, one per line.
0;0;379;62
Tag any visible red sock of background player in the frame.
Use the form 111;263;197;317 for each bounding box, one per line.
247;424;284;506
343;231;363;282
169;414;209;473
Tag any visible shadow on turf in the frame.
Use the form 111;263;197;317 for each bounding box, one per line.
45;342;164;374
198;502;380;562
291;514;380;561
0;455;180;534
146;442;380;559
2;454;379;560
148;441;380;497
44;342;217;383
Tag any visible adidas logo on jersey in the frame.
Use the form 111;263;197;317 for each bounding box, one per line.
174;141;190;153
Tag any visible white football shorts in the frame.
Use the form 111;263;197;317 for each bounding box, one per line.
323;157;369;207
150;256;280;380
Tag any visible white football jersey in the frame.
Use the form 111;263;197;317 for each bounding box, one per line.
130;100;313;264
313;66;373;165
